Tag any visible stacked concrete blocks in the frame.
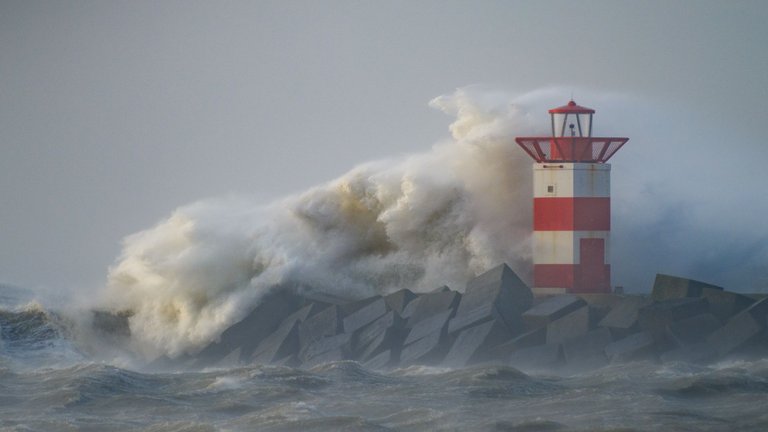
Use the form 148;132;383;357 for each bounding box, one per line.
598;296;651;338
448;263;532;335
148;269;768;372
522;294;586;329
651;274;724;301
400;299;459;365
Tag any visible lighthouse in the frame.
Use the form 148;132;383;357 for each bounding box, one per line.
515;101;628;294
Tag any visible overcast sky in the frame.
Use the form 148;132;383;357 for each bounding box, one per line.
2;1;767;291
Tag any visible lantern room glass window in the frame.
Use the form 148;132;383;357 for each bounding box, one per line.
551;112;593;137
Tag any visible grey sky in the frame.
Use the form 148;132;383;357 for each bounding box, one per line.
1;1;767;291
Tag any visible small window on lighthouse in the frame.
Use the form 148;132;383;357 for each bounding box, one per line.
552;113;566;137
580;113;592;137
547;185;555;194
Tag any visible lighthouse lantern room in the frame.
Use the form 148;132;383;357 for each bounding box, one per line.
515;101;628;294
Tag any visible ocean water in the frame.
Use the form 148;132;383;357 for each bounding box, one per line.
2;291;768;432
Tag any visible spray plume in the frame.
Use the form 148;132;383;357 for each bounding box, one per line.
100;87;768;359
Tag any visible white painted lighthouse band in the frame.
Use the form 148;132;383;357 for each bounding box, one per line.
516;101;628;294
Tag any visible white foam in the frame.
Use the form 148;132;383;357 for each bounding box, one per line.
99;87;543;359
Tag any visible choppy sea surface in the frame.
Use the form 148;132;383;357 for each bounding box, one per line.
2;290;768;432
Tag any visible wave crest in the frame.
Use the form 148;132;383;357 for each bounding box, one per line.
101;87;538;359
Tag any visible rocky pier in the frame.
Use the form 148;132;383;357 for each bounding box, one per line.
115;264;768;371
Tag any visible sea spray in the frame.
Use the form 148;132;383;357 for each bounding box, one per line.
101;87;540;359
98;86;768;359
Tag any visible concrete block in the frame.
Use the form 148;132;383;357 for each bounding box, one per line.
338;296;381;316
651;274;723;302
604;331;655;362
660;342;718;364
447;303;501;335
299;305;343;346
459;263;533;317
343;297;388;334
745;297;768;318
561;328;612;365
578;293;624;309
532;288;567;296
384;289;418;315
352;311;406;362
637;297;710;343
250;315;302;364
194;288;303;366
400;297;421;320
431;285;452;293
665;313;721;347
546;306;590;345
598;296;652;331
508;344;561;370
449;264;531;335
357;330;391;362
212;347;243;368
706;298;768;357
588;304;611;329
363;350;393;370
297;301;332;319
442;319;513;367
285;302;323;325
400;330;450;365
406;290;461;327
485;327;547;360
522;295;587;329
299;332;352;364
700;288;755;322
358;320;406;363
353;311;403;352
404;310;452;345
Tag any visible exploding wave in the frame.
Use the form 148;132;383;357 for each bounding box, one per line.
101;87;546;358
98;87;768;359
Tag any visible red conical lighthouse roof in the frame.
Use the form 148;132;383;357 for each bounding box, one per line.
548;100;595;114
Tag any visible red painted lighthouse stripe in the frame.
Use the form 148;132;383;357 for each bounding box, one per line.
534;198;573;231
534;197;610;231
574;198;611;231
534;264;574;288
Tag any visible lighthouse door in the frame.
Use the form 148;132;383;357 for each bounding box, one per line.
577;238;610;292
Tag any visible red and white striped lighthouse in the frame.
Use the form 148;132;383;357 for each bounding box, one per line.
515;101;628;294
